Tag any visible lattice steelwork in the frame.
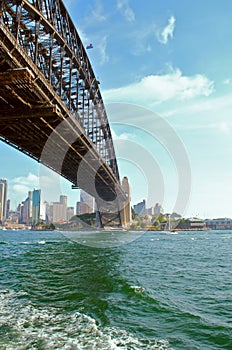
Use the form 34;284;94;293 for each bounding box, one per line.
0;0;119;179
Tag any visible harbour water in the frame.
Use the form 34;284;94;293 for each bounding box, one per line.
0;229;231;349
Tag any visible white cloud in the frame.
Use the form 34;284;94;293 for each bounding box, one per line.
129;23;157;55
103;67;214;105
8;173;39;208
223;78;231;85
117;0;135;22
158;16;176;44
111;129;133;141
164;90;232;118
90;0;107;22
218;121;231;135
76;27;89;46
96;35;109;64
8;171;63;209
11;173;39;189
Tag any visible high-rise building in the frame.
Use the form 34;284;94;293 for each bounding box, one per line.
80;190;95;213
76;201;81;215
32;189;41;224
60;195;68;207
50;202;66;223
153;203;163;217
0;179;7;223
0;183;4;223
45;195;68;223
21;191;33;225
133;200;146;215
44;201;51;223
6;199;10;220
76;201;90;215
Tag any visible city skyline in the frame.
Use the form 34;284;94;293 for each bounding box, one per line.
2;178;232;222
1;1;232;218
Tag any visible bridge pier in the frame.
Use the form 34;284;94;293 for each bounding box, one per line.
120;177;132;228
94;177;132;229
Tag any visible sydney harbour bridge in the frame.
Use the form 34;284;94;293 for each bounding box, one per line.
0;0;131;228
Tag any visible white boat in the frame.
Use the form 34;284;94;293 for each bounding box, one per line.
162;215;179;234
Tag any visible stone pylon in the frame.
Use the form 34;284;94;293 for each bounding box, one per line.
121;177;132;227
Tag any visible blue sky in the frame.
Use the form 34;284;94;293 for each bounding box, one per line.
1;0;232;218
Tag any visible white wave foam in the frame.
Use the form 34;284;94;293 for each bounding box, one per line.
0;290;172;350
130;285;145;294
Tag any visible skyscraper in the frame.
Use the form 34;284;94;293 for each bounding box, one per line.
32;189;41;225
0;183;4;223
50;202;66;223
0;179;7;223
49;195;68;223
21;191;33;225
6;199;10;220
60;195;67;207
133;200;146;215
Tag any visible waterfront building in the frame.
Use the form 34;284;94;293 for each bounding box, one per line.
7;210;20;224
177;217;206;230
0;179;8;223
205;218;232;230
187;218;206;230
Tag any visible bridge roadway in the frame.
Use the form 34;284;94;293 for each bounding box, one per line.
0;0;128;227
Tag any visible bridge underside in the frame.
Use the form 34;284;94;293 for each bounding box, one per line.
0;25;127;227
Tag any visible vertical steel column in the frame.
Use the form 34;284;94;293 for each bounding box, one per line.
15;1;22;41
34;18;40;66
59;46;64;97
68;57;72;110
48;33;54;83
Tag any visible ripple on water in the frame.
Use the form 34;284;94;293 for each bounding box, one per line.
0;290;172;350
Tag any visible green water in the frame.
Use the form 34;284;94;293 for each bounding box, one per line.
0;230;231;349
